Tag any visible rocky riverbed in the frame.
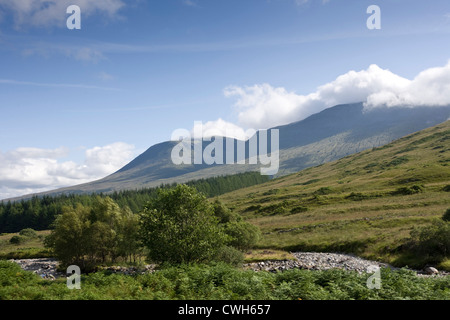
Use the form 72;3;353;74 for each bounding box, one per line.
9;258;63;280
244;252;449;277
10;253;448;280
9;258;157;280
244;252;392;273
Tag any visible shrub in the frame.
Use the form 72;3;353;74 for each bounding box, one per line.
244;205;262;212
290;206;308;214
259;203;289;215
300;179;320;185
409;220;450;263
224;221;261;251
391;185;423;196
363;162;379;170
19;228;37;238
213;246;244;267
314;187;333;195
345;192;369;201
262;189;279;196
9;235;26;245
387;156;409;167
213;199;262;252
212;199;240;223
443;209;450;222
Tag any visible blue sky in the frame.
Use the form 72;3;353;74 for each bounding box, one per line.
1;0;450;199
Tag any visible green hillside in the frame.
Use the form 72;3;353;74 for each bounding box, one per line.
219;120;450;269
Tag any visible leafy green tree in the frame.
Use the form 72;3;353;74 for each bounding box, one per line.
44;203;94;270
139;185;228;264
212;199;240;224
116;207;142;263
45;197;140;271
223;220;261;251
212;199;261;251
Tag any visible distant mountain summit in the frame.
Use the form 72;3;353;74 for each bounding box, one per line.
11;103;450;199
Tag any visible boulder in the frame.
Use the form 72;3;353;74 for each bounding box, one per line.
423;266;439;275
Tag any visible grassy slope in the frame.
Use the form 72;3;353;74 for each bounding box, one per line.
219;121;450;268
0;230;51;259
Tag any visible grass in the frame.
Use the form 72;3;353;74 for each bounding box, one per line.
244;249;295;263
439;259;450;271
0;230;52;259
0;260;448;300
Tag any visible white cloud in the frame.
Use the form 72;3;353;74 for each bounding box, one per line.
224;62;450;129
224;83;315;129
191;118;255;141
365;61;450;109
0;142;135;200
0;0;125;28
83;142;135;176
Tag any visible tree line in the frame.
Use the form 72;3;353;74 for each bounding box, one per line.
0;172;269;234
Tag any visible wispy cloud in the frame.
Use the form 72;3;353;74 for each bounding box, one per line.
63;99;209;113
295;0;330;6
0;79;121;91
182;0;198;7
7;20;449;64
21;30;365;59
295;0;309;5
96;71;116;81
0;0;125;29
22;42;106;63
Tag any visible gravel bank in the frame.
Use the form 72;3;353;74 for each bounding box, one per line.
9;258;63;280
244;252;449;277
9;258;156;279
244;252;392;273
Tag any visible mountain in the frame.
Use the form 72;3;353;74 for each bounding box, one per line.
273;103;450;175
10;103;450;199
217;120;450;268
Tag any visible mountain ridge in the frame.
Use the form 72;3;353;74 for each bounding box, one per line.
6;102;450;201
